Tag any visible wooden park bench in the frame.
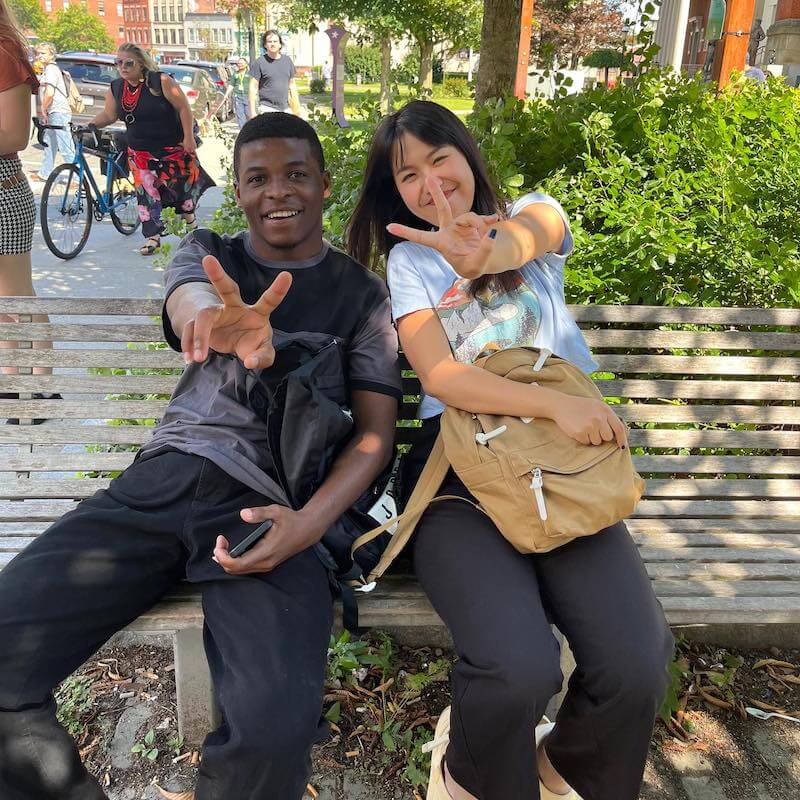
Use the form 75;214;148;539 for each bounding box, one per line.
0;297;798;745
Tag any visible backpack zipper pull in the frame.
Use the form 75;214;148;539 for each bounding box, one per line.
475;424;507;445
530;468;548;520
533;348;552;372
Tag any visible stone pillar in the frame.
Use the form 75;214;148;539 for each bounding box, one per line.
767;0;800;70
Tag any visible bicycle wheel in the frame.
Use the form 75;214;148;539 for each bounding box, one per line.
40;163;92;260
109;176;140;235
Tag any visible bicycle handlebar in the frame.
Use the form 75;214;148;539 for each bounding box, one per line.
32;117;99;149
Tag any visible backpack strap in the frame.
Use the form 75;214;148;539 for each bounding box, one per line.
350;434;479;584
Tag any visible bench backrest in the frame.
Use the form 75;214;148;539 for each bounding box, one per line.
1;298;798;622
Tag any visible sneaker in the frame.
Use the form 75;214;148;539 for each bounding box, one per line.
535;718;582;800
5;392;62;425
422;705;452;799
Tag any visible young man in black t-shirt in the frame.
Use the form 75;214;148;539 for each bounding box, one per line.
0;114;400;800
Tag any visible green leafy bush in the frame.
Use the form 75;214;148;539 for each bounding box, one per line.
309;77;327;94
344;45;383;83
470;70;800;306
442;76;471;98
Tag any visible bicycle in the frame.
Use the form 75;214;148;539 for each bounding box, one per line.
35;119;140;260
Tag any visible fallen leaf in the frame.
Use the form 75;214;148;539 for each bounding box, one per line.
306;784;318;799
698;687;733;710
753;658;797;671
748;699;786;713
345;749;360;758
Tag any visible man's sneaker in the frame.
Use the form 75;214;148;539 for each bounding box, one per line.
535;718;582;800
421;705;452;799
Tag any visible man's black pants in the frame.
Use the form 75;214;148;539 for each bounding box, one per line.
412;472;675;800
0;451;333;800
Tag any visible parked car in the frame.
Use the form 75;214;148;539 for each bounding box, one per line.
55;52;118;126
174;60;232;119
159;64;225;123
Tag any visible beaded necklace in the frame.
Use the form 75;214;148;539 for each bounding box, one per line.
121;79;144;125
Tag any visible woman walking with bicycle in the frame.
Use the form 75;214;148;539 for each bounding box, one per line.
0;0;59;420
88;42;214;256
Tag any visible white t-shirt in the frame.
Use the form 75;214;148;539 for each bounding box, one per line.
386;192;598;418
39;63;71;115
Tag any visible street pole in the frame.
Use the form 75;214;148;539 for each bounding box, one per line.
514;0;535;99
712;0;756;89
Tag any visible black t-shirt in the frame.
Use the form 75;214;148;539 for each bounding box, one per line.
249;54;295;109
140;230;402;501
111;72;182;152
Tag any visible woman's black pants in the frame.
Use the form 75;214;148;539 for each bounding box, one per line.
412;472;675;800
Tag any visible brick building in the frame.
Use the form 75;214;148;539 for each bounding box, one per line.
39;0;126;48
122;0;151;48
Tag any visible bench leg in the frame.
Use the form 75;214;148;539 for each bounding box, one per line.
173;628;220;747
545;628;576;721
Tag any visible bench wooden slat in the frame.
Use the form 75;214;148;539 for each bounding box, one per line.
633;455;800;474
569;305;799;326
597;379;800;400
0;479;111;499
633;533;800;547
615;404;800;425
0;323;163;342
637;546;800;562
0;297;162;315
0;376;179;394
582;329;800;351
647;562;800;578
643;479;800;499
653;579;799;596
0;400;167;419
0;350;185;368
634;500;800;518
627;429;799;449
626;518;800;533
0;426;154;444
594;354;800;376
0;500;78;520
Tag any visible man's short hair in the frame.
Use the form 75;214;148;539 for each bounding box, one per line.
233;113;326;179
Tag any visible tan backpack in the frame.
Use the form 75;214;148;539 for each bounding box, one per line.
59;70;85;115
351;347;645;588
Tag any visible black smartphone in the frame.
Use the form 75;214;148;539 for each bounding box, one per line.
229;519;274;558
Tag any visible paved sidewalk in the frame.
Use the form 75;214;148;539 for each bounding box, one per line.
21;127;233;302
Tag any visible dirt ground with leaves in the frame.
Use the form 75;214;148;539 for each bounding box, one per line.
57;633;800;799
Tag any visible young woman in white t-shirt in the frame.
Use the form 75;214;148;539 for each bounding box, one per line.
347;101;673;800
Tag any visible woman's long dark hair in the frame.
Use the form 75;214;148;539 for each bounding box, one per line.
346;100;519;296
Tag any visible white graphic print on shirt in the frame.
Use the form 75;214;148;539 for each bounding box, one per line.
436;272;542;364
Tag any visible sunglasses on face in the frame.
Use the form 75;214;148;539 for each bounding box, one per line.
114;59;136;68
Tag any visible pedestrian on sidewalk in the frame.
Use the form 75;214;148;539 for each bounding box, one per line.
87;42;215;256
0;0;59;418
249;30;302;118
30;41;75;183
227;57;251;129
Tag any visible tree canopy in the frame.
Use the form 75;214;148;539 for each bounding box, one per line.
40;6;116;54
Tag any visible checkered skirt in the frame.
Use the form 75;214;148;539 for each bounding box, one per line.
0;157;36;255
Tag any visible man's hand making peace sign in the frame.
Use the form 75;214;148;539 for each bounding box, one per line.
387;176;500;279
171;255;293;370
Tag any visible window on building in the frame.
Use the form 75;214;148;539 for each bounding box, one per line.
62;0;69;8
171;28;176;44
117;3;123;17
98;0;105;15
168;5;174;22
178;6;183;21
155;29;161;44
44;0;52;10
178;29;183;44
154;6;159;21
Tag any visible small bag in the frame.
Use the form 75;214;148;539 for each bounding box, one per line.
350;347;645;586
60;70;85;115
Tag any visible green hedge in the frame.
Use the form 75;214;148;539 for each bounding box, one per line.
210;70;799;308
344;45;382;83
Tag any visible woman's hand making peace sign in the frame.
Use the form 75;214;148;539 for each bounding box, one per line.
386;177;500;279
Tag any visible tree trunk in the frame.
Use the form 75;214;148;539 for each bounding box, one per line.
474;0;523;105
418;38;434;90
246;10;256;63
379;34;392;112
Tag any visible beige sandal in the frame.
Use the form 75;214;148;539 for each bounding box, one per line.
422;705;452;799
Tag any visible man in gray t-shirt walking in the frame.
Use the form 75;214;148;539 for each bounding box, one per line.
249;29;301;117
